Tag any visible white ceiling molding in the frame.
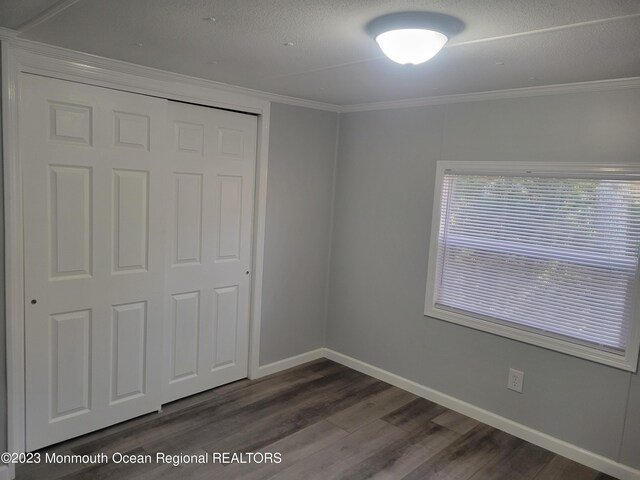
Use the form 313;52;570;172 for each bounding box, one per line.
0;27;19;39
246;89;341;113
1;30;638;115
340;77;640;113
0;33;342;113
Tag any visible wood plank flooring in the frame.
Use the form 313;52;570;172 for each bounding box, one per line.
17;359;616;480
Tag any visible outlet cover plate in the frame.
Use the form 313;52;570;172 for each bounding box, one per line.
508;368;524;393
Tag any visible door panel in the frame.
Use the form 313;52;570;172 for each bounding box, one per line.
170;291;200;381
174;173;203;265
213;285;239;367
217;176;243;259
50;309;92;419
112;169;149;272
163;101;256;403
111;302;147;403
49;166;92;278
22;74;169;451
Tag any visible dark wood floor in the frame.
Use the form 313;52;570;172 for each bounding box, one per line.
18;359;615;479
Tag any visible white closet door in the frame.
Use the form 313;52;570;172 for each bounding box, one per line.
22;74;169;451
163;101;256;403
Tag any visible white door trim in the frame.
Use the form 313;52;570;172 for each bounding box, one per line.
1;38;270;456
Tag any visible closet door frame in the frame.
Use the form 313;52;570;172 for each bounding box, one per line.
2;39;272;459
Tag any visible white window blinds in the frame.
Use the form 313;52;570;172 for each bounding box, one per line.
430;168;640;367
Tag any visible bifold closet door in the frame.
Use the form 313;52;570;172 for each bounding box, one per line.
22;74;169;451
21;74;257;451
163;101;257;403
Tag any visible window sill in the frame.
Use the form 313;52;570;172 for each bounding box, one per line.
424;303;638;372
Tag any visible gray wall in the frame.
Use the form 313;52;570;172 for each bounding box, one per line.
259;103;338;365
327;89;640;467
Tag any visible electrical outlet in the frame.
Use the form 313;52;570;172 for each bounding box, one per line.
508;368;524;393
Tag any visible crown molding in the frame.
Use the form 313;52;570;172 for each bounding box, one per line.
0;34;342;113
0;27;19;39
2;31;638;115
251;90;341;112
340;77;640;113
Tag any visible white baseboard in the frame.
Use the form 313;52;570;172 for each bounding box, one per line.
0;464;13;480
323;348;640;480
254;348;325;378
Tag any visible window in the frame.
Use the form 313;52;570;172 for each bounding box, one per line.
424;162;640;371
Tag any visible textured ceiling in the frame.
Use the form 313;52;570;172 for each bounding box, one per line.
2;0;639;106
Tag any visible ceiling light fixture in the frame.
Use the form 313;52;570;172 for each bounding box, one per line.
367;12;464;65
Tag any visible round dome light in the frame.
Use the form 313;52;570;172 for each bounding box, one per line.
366;12;464;66
375;29;448;65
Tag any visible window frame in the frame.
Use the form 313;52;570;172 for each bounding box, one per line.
424;161;640;372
